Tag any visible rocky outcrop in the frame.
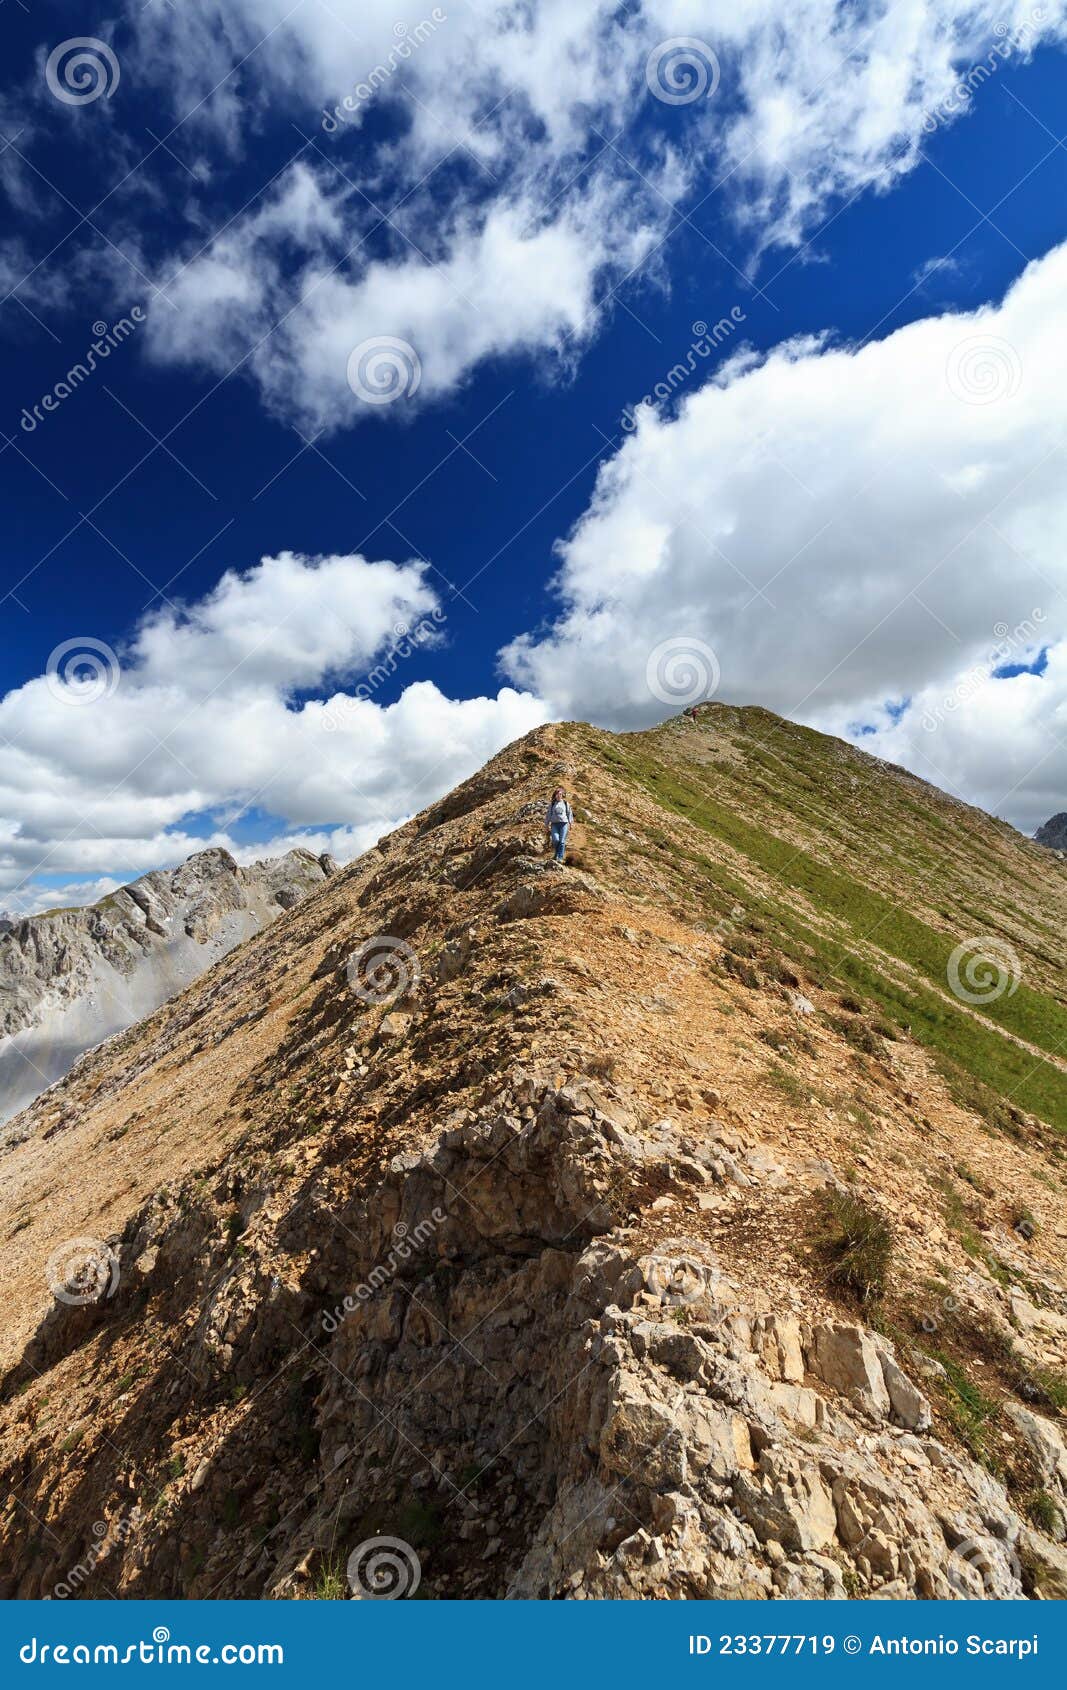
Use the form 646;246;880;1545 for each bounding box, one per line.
1035;813;1067;852
6;1070;1060;1601
0;711;1064;1603
0;848;336;1124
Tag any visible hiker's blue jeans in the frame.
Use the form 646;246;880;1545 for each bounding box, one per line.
550;822;568;862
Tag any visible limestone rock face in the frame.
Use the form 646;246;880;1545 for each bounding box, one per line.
1007;1406;1067;1492
0;847;335;1124
1035;812;1067;852
2;1069;1056;1602
0;711;1064;1603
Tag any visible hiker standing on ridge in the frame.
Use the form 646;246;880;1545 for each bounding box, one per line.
545;787;574;864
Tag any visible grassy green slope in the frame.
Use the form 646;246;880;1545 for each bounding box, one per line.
569;707;1067;1135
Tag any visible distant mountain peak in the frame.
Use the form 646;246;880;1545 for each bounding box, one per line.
1035;812;1067;851
0;847;336;1123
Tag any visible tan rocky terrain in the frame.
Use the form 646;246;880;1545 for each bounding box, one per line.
0;707;1065;1601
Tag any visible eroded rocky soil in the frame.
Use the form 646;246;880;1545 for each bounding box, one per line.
0;714;1064;1600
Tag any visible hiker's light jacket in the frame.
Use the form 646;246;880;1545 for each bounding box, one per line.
546;800;573;829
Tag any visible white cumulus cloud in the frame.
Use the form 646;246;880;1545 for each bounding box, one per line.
0;551;546;910
502;238;1067;831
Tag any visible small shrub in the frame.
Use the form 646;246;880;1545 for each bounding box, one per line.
722;951;762;989
956;1163;994;1198
938;1355;999;1469
1024;1489;1062;1536
757;1027;792;1054
311;1555;348;1599
395;1497;444;1549
1014;1363;1067;1413
829;1016;885;1056
816;1190;894;1303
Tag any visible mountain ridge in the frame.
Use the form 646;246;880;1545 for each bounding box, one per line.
0;846;337;1126
0;708;1065;1600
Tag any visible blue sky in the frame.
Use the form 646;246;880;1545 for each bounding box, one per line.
3;2;1067;914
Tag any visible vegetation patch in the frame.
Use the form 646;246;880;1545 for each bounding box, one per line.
599;736;1067;1133
813;1189;894;1304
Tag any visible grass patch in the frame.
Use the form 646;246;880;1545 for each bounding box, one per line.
814;1189;894;1304
936;1354;1000;1470
1024;1490;1063;1536
311;1556;348;1600
604;739;1067;1132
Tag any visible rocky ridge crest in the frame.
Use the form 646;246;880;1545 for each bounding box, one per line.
0;713;1065;1600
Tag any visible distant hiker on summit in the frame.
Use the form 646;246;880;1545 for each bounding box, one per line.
545;787;574;864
